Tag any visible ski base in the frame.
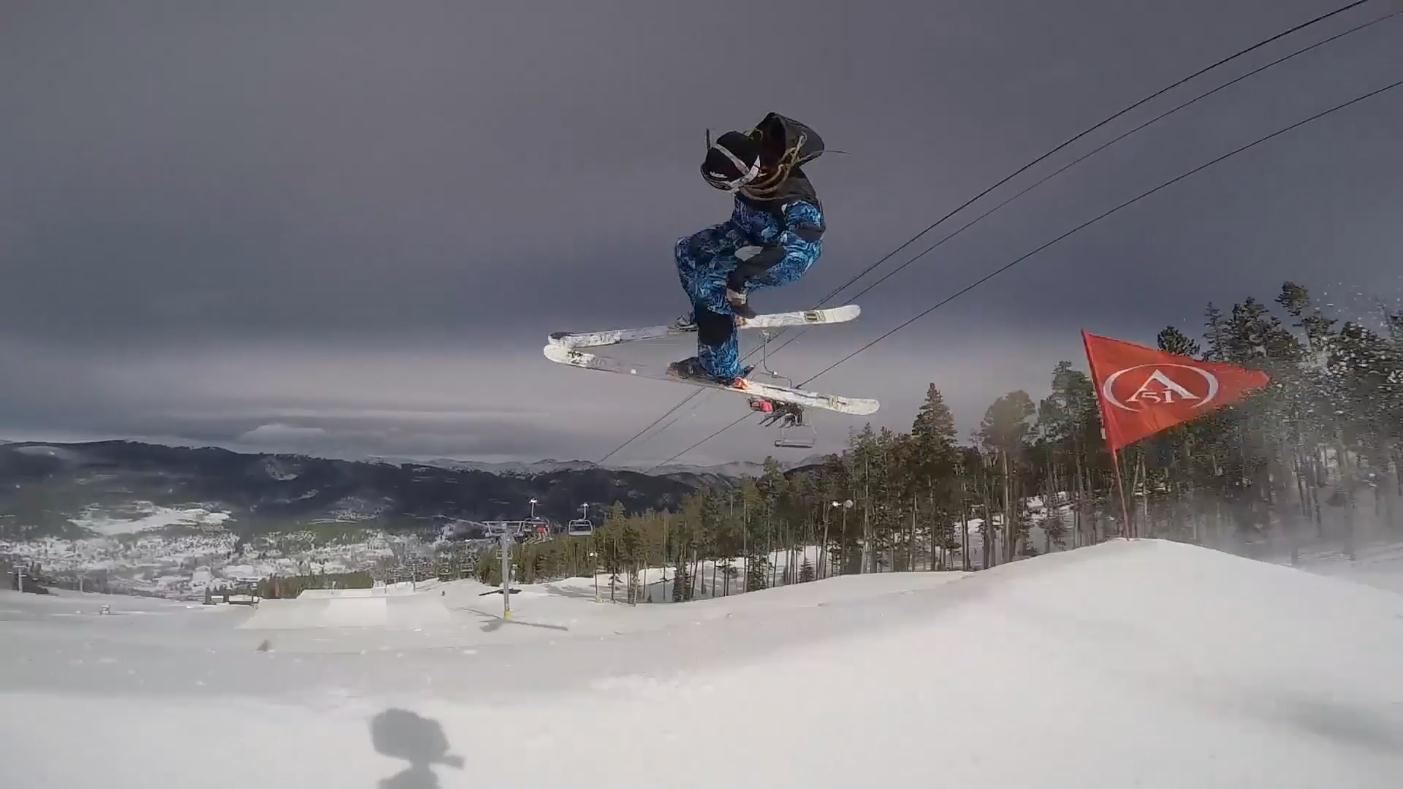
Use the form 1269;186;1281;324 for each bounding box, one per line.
548;305;860;349
542;344;879;416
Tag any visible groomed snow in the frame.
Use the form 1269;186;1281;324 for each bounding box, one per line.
2;539;1401;788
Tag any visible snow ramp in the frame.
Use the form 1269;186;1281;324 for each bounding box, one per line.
239;587;451;630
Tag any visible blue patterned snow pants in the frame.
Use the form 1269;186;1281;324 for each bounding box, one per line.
673;199;823;380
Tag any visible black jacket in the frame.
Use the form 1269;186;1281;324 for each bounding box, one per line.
730;113;826;285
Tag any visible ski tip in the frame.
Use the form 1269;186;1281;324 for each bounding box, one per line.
542;344;573;363
798;304;860;324
834;397;879;416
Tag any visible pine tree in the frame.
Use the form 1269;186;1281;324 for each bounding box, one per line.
745;554;770;591
913;385;958;449
814;453;850;577
910;385;959;568
672;561;691;602
755;457;787;587
619;516;643;604
1226;298;1302;365
847;425;880;573
1156;325;1201;358
980;391;1035;561
1034;361;1104;548
1330;322;1402;463
780;471;818;583
1203;302;1229;361
600;502;630;602
1277;281;1337;354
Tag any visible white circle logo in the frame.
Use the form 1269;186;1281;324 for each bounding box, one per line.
1102;364;1219;412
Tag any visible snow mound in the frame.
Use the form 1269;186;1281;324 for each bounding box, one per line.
3;539;1402;788
240;587;450;629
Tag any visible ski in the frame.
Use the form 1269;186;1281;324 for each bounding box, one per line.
542;344;879;416
547;304;861;349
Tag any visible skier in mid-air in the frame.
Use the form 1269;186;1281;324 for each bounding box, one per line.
668;112;826;385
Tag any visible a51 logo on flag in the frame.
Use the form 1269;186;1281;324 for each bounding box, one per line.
1081;331;1270;452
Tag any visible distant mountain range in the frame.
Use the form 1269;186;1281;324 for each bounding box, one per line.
0;440;828;540
371;456;827;479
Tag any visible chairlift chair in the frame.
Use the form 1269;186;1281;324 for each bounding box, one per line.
747;329;818;450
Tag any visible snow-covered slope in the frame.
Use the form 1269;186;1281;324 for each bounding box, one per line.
2;539;1401;788
1292;540;1403;595
68;502;233;536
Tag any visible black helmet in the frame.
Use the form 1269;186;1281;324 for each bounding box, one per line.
701;131;761;191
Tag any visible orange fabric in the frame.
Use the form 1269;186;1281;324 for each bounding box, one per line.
1082;331;1270;452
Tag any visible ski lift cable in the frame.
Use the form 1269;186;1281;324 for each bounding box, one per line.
658;78;1403;467
647;386;712;437
608;0;1376;465
794;79;1403;389
730;0;1387;376
755;8;1402;364
803;0;1375;310
597;388;706;464
647;414;751;473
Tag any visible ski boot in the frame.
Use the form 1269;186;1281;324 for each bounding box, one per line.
667;357;750;388
726;288;756;321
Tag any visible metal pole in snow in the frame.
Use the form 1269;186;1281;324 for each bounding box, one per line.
500;531;512;621
1082;329;1134;539
1111;448;1133;539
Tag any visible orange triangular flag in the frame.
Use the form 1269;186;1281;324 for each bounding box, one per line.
1082;331;1270;452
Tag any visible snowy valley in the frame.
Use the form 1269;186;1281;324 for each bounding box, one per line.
0;440;723;597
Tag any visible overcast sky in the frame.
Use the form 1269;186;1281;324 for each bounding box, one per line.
2;0;1400;466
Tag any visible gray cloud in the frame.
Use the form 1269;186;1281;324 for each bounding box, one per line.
3;1;1400;465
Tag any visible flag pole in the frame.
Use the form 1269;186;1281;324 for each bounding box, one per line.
1110;448;1133;539
1083;330;1134;540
